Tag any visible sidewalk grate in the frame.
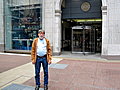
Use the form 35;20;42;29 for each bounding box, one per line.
2;84;44;90
49;63;68;69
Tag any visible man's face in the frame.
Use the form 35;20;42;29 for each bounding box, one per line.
38;32;45;40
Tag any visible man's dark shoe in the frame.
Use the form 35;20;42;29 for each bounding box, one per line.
44;85;48;90
35;85;40;90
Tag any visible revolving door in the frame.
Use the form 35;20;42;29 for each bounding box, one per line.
72;26;95;54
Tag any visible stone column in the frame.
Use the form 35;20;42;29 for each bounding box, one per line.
53;10;62;55
101;5;108;55
43;0;54;52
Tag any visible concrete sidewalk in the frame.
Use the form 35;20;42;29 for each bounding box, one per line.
0;53;62;89
0;53;120;90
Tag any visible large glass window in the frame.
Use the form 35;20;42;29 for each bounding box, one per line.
4;0;42;51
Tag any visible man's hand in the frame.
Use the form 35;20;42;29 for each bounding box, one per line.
48;60;52;65
32;61;36;64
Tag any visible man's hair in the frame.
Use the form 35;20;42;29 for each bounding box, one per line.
38;30;45;34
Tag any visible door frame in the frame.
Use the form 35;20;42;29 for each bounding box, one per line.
72;26;93;54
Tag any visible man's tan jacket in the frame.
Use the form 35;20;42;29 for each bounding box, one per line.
31;38;52;63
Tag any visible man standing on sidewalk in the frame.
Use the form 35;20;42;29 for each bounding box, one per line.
31;30;52;90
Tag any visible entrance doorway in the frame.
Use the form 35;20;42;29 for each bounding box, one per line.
61;20;102;54
61;0;102;54
72;26;95;54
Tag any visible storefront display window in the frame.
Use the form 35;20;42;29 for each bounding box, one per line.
4;0;42;51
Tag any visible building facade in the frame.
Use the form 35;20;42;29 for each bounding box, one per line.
0;0;120;57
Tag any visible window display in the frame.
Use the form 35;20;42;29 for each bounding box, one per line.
4;0;42;51
11;7;42;50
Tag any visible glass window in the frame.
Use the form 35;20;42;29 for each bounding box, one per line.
4;0;42;51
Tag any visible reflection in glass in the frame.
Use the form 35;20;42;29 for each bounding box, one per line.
4;0;42;50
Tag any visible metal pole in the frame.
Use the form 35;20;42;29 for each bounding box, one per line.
71;28;73;53
82;25;85;55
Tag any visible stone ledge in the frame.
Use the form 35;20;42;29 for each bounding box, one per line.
0;44;4;52
4;50;31;54
52;52;61;56
101;55;120;60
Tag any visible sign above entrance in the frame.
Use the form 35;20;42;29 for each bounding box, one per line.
81;2;91;12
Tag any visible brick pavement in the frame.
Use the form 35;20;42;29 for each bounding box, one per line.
1;53;120;90
23;59;120;90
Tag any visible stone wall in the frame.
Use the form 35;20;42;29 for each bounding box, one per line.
102;0;120;55
0;0;4;52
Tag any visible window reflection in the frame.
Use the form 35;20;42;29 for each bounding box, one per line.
4;0;42;51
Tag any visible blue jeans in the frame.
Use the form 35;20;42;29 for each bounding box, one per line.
35;56;48;86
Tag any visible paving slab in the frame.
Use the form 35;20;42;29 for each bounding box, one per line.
1;83;44;90
49;63;68;69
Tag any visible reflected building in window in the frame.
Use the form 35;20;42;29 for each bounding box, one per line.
4;0;42;51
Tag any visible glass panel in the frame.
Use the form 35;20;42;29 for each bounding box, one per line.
84;29;95;53
72;29;83;53
4;0;42;51
72;26;96;54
